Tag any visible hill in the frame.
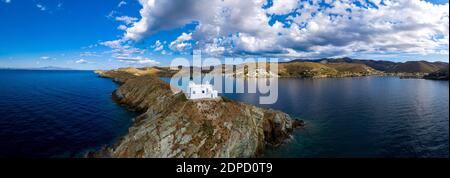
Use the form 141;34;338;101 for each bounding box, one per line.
291;58;448;73
96;58;448;79
424;67;449;80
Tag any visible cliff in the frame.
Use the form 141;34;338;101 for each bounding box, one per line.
92;69;303;158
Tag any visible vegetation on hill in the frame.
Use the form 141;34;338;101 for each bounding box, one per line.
424;68;449;80
278;62;382;78
96;57;448;79
278;62;338;78
295;58;448;74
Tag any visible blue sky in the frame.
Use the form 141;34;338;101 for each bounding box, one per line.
0;0;448;70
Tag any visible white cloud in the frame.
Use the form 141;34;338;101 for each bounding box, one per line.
100;39;159;65
100;40;145;56
40;56;50;60
36;4;46;11
117;25;128;31
120;0;449;58
116;56;160;65
118;1;127;7
169;32;192;52
152;40;164;51
75;59;88;64
100;40;123;49
267;0;299;15
115;16;138;25
80;52;100;57
106;11;118;19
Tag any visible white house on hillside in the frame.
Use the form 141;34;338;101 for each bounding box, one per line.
187;81;218;100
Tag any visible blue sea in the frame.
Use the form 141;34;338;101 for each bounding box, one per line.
0;70;448;158
0;70;136;157
221;77;449;158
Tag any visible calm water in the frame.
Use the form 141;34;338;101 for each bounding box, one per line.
163;76;449;157
217;77;449;158
0;70;135;157
0;70;448;157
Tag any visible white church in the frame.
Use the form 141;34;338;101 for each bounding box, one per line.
186;81;219;100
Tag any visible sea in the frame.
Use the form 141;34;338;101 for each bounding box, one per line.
0;70;448;157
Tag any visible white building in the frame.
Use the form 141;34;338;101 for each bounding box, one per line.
187;81;218;100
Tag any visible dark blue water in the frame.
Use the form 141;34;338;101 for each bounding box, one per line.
216;77;449;158
1;71;448;158
0;70;135;157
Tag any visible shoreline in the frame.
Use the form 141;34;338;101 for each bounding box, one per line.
90;69;304;158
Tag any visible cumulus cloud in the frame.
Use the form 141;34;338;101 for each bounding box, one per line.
100;39;159;65
80;52;100;57
100;40;145;57
100;40;123;49
121;0;448;58
266;0;299;15
36;3;46;11
116;56;159;65
75;59;88;64
106;10;118;19
152;40;164;51
118;1;127;8
117;25;128;31
115;16;138;25
169;32;193;52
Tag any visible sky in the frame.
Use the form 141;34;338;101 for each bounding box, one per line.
0;0;448;70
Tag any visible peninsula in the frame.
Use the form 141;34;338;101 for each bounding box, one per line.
91;69;304;158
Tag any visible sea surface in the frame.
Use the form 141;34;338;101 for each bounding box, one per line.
0;70;448;157
0;70;135;157
220;77;449;158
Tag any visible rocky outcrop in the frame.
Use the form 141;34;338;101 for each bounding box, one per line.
92;70;303;158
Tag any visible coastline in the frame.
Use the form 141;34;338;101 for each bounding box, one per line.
90;67;447;158
90;69;304;158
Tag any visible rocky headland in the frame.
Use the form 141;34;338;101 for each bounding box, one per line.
91;69;304;158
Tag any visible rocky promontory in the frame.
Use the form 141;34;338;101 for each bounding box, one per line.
92;68;303;158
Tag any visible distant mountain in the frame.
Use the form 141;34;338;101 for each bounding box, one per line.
277;61;381;78
288;57;449;73
31;66;77;70
95;58;448;79
0;66;77;71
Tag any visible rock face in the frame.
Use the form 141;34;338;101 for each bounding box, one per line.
93;69;303;158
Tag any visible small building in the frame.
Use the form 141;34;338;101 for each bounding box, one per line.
187;81;218;100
